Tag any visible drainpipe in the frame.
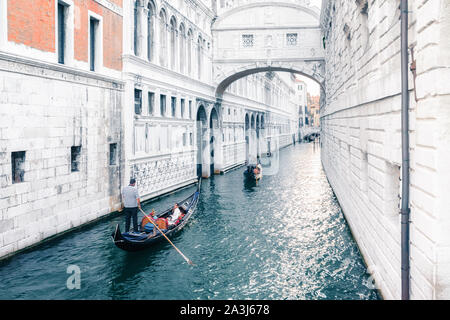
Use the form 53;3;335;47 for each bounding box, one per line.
400;0;410;301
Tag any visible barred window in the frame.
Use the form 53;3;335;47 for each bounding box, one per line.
242;34;254;48
12;151;26;183
286;33;298;46
71;146;81;172
109;143;117;166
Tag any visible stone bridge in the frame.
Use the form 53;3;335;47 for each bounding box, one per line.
299;126;320;141
211;1;325;98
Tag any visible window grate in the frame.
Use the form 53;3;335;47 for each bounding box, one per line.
12;151;26;184
242;34;254;48
71;146;81;172
286;33;298;46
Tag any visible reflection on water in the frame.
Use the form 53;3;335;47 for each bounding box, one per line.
0;143;379;300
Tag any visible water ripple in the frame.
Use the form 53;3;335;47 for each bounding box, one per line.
0;144;379;300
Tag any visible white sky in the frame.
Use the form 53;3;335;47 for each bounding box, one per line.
309;0;322;9
294;0;322;96
295;74;321;96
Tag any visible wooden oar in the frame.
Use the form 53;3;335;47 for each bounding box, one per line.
139;207;194;266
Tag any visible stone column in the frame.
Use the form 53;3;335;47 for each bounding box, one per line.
212;121;223;174
202;128;211;178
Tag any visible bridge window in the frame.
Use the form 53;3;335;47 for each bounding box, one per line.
286;33;298;46
242;34;254;48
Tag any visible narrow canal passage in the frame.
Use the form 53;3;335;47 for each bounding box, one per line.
0;143;380;300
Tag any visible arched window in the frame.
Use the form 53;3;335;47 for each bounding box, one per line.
133;0;139;56
147;1;155;61
159;9;167;66
187;29;193;76
170;16;177;71
179;23;186;74
197;35;202;80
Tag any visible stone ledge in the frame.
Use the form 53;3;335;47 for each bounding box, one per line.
0;51;125;91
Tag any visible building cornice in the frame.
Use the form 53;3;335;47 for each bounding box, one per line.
0;51;125;90
93;0;123;16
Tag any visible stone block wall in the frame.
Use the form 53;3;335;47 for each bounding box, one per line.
0;53;124;259
320;0;450;299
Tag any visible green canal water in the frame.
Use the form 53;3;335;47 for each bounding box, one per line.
0;143;380;300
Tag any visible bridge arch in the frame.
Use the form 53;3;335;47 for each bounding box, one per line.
215;66;324;99
212;1;325;99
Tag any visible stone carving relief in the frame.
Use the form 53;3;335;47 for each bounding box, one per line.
265;34;273;48
264;7;275;25
132;153;195;197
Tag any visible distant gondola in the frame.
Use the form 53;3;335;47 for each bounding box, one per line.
243;164;262;181
111;179;201;252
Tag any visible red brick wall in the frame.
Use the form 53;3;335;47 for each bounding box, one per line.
8;0;56;53
102;8;123;71
109;0;123;7
8;0;122;71
74;0;122;71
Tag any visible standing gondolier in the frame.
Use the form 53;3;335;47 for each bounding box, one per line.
121;178;141;233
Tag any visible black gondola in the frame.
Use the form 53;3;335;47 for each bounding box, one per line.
243;165;262;181
111;179;201;252
243;165;256;180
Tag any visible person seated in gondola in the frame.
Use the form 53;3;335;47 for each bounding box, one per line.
141;209;156;233
168;203;184;227
146;216;169;238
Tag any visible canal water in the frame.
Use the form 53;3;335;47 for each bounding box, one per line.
0;143;380;300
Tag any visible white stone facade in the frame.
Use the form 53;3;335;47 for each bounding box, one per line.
212;1;325;96
320;0;450;299
0;52;124;259
124;0;302;202
0;0;304;260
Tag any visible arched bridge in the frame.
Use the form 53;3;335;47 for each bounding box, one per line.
212;1;325;98
300;126;320;142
